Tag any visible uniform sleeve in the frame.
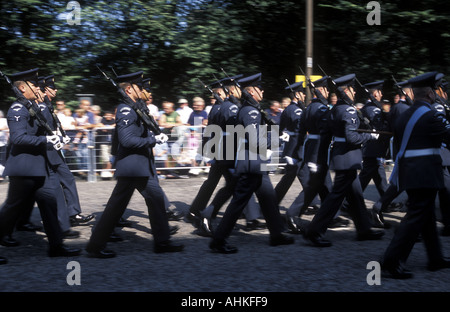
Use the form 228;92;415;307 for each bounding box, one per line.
116;105;155;149
7;104;46;146
343;106;372;145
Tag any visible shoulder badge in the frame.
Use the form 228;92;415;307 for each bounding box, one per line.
248;109;259;119
294;108;302;116
346;107;356;114
11;103;24;112
119;107;132;115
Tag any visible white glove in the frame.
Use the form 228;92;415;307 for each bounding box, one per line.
307;162;319;173
46;135;60;144
285;156;296;166
266;149;273;159
155;133;169;144
63;135;71;144
53;142;64;151
370;133;379;140
280;132;290;142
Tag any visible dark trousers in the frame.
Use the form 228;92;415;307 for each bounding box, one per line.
359;157;388;195
307;169;372;237
376;183;403;211
15;165;73;232
189;162;231;215
383;188;443;265
300;167;332;214
438;166;450;227
56;162;82;216
0;174;63;247
213;173;284;241
275;163;308;205
87;177;170;251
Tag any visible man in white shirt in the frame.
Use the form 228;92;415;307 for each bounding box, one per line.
176;98;193;124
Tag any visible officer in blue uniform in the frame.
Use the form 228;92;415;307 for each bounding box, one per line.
372;80;413;227
209;73;294;253
0;68;80;260
274;81;308;206
187;75;243;230
382;72;450;279
13;75;93;237
286;76;333;233
304;73;384;247
432;73;450;236
193;75;267;236
358;80;390;196
86;71;184;258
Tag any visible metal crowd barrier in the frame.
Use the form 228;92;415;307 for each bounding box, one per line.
0;127;286;182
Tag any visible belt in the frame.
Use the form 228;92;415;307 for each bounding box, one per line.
307;134;320;140
403;148;441;158
332;136;346;143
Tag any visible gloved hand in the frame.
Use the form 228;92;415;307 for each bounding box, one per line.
46;135;60;145
266;149;273;159
280;132;290;142
307;162;319;173
155;133;169;144
63;135;71;144
284;156;296;166
53;142;64;151
370;133;379;140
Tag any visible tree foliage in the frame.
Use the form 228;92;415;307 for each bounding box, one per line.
0;0;448;112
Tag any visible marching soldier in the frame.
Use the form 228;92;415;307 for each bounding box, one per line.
303;73;384;247
274;82;307;205
209;73;294;253
358;80;390;197
382;72;450;279
187;75;243;230
432;73;450;236
372;79;413;227
286;76;333;233
0;68;81;259
86;71;184;258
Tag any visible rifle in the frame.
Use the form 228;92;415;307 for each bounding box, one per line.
43;95;67;137
220;68;276;126
96;65;161;135
391;75;414;106
317;65;372;130
197;78;224;104
351;128;392;136
355;77;383;110
284;78;305;110
299;66;328;105
0;69;55;136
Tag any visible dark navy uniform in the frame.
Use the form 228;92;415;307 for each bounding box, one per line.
372;84;412;222
382;72;450;277
210;73;293;253
432;82;450;234
86;71;183;257
305;74;383;246
188;75;243;223
359;85;390;195
0;68;80;258
0;100;65;249
295;77;333;217
274;82;307;204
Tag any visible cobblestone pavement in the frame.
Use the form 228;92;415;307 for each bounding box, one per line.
0;171;450;294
